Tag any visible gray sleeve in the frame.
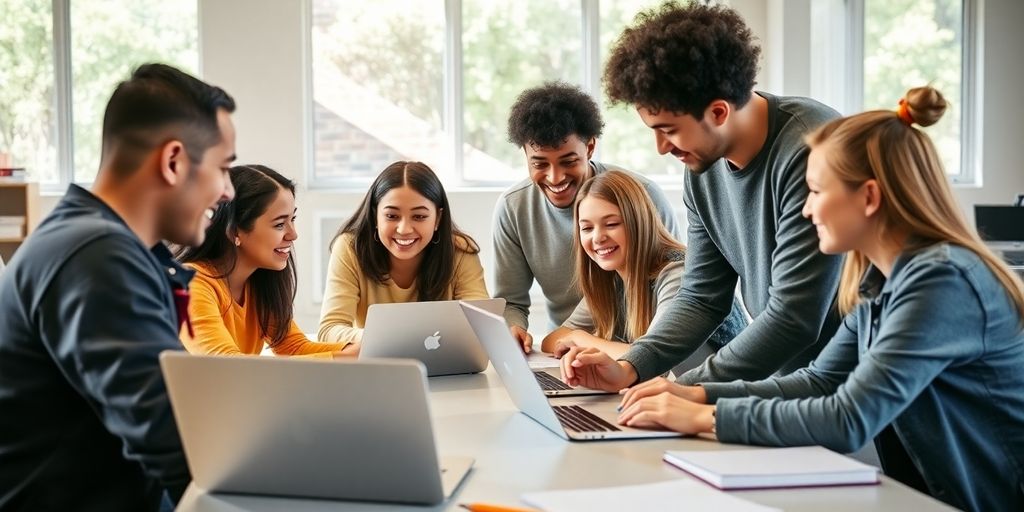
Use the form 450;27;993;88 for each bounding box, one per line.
642;180;681;240
491;194;533;329
715;260;977;453
561;298;594;332
701;310;861;403
619;182;741;382
677;150;842;384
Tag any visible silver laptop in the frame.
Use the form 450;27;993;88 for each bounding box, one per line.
361;298;504;376
160;352;473;505
460;302;683;441
529;352;616;397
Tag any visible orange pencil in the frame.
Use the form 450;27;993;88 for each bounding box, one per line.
458;502;538;512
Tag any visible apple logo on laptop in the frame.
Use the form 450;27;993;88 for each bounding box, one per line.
424;331;441;350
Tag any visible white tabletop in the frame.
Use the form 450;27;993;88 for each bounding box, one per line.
176;367;956;511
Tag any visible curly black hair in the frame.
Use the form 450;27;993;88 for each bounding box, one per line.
506;81;604;148
603;1;760;118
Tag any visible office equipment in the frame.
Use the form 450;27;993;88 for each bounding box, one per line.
160;353;472;505
974;204;1024;277
663;446;879;490
521;479;780;512
361;298;504;376
461;301;680;441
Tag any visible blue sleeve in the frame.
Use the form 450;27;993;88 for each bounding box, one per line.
38;236;190;500
715;260;982;453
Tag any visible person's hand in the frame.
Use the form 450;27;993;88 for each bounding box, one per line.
551;339;576;358
616;391;715;434
510;325;534;354
550;329;599;358
559;346;637;392
333;341;360;358
618;377;706;411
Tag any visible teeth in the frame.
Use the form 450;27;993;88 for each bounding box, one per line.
275;247;291;254
596;247;617;256
548;182;570;193
394;239;416;246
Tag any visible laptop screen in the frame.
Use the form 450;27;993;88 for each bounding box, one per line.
974;205;1024;242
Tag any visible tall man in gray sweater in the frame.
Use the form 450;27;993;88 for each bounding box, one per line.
493;82;682;352
563;2;844;389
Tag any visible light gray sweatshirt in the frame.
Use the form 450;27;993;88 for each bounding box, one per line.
492;161;680;331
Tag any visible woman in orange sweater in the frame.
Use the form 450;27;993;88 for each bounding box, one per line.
177;164;356;358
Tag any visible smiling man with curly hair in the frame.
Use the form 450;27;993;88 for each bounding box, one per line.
561;2;844;389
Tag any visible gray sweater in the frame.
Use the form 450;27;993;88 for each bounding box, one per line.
621;93;843;384
492;161;680;331
705;243;1024;512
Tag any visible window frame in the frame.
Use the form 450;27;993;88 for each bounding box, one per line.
304;0;620;191
846;0;981;185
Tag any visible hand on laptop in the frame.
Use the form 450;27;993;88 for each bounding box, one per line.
618;377;707;410
333;341;361;358
616;388;716;435
559;346;638;392
510;325;534;354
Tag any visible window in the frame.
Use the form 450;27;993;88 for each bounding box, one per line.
0;0;198;188
853;0;977;182
310;0;677;189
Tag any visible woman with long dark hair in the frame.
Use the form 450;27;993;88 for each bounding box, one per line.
318;161;489;343
178;165;354;357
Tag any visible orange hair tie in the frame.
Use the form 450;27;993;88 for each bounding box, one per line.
896;98;915;126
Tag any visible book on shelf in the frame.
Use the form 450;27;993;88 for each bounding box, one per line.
0;167;27;181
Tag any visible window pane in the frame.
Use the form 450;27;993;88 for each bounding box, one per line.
311;0;444;184
599;0;684;180
863;0;962;175
0;0;58;184
461;0;582;183
70;0;198;183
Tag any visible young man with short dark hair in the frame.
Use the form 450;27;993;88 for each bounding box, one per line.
0;63;237;510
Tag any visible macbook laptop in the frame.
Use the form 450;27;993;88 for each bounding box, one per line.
460;302;683;441
528;352;615;397
360;298;504;376
160;352;473;505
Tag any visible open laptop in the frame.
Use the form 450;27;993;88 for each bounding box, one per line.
360;298;504;376
529;352;615;397
160;352;473;505
460;302;683;441
975;204;1024;278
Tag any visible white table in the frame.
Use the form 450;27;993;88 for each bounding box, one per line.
176;367;956;511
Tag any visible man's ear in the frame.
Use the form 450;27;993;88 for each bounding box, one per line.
158;140;186;186
585;137;596;159
705;99;732;127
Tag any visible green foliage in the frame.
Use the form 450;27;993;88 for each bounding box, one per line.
863;0;962;174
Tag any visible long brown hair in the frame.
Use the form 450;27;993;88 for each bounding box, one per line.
806;86;1024;320
573;170;684;341
333;161;479;301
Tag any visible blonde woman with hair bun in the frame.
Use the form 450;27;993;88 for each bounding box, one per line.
615;86;1024;512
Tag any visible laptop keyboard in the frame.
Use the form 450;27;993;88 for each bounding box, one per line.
534;370;572;391
552;405;621;433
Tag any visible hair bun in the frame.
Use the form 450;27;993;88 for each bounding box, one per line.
903;86;948;127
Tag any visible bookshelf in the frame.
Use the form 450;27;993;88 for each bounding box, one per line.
0;182;40;264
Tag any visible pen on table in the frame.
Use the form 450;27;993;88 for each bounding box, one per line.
458;502;538;512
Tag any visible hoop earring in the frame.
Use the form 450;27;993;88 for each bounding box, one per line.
431;231;441;245
234;237;241;247
372;227;379;242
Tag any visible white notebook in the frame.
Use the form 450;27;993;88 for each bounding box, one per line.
663;446;879;489
522;479;780;512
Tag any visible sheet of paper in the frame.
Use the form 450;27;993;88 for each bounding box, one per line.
521;479;781;512
526;352;561;369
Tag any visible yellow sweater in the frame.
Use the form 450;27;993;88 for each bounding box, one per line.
182;262;346;358
318;233;490;343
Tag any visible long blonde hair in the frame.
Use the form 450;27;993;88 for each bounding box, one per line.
806;86;1024;320
573;170;685;341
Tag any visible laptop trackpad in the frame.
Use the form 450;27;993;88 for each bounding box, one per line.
440;456;474;498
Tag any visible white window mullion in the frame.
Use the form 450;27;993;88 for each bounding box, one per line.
444;0;464;185
52;0;74;187
845;0;865;115
958;0;980;185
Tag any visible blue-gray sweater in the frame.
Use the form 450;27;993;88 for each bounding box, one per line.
705;243;1024;512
